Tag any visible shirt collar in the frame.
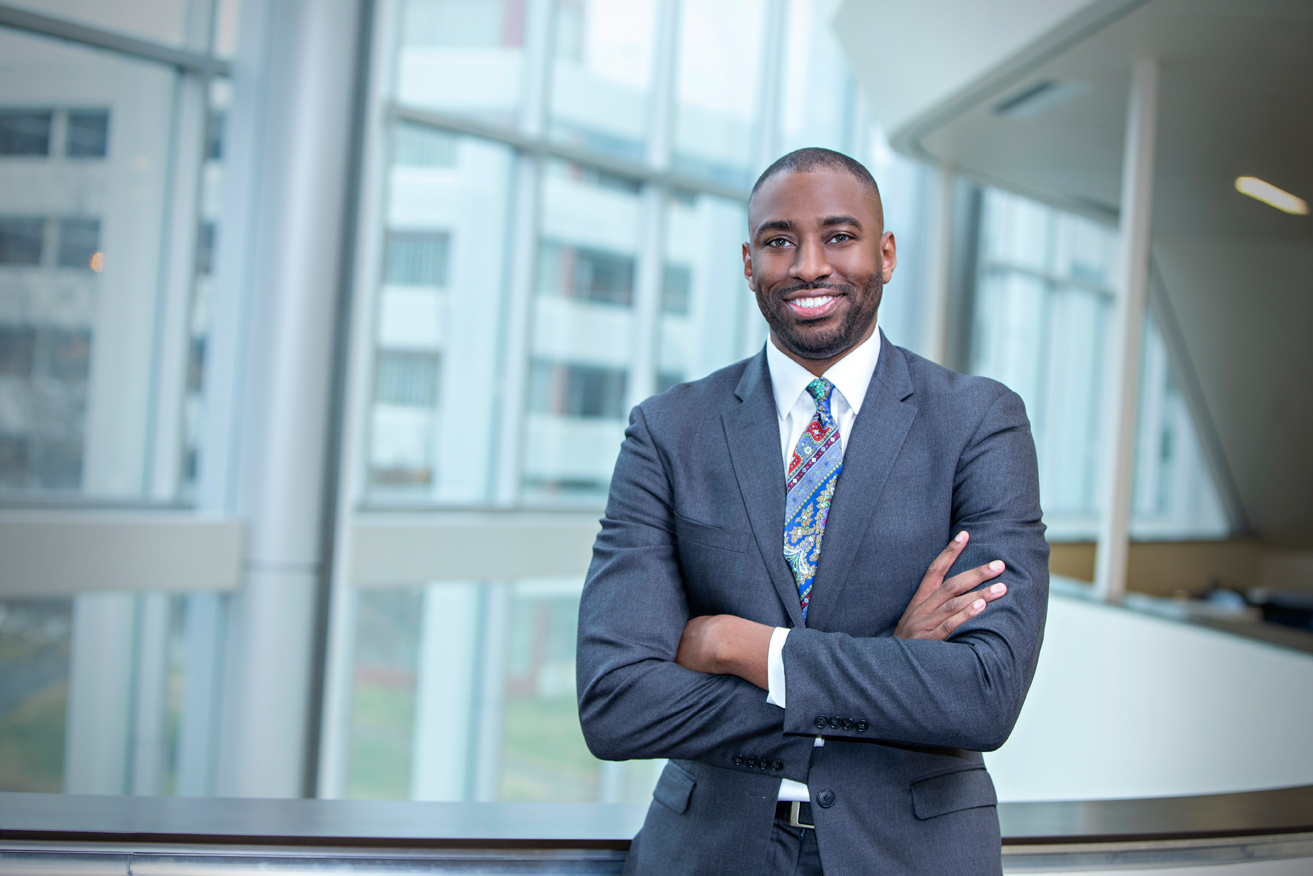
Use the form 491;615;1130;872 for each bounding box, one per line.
765;328;882;419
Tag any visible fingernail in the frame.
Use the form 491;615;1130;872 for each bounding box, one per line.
972;599;985;612
989;560;1004;572
955;531;968;543
991;583;1005;595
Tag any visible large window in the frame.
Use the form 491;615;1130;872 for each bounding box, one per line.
330;0;938;805
965;188;1229;540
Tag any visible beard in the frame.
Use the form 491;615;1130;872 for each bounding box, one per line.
756;274;883;361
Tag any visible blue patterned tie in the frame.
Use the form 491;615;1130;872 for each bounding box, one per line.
784;378;843;620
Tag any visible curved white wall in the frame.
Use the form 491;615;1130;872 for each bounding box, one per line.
987;585;1313;802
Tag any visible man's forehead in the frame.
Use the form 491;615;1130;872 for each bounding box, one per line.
748;167;883;229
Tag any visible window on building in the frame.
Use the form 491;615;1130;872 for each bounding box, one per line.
0;217;45;265
56;218;101;270
196;222;216;276
384;230;450;287
528;361;627;419
65;109;109;158
0;326;36;376
538;242;634;306
375;351;441;408
44;329;92;383
393;122;458;168
661;263;692;315
0;111;52;156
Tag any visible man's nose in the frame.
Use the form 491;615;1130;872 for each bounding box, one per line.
789;238;831;283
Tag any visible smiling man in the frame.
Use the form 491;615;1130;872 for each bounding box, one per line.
577;148;1049;876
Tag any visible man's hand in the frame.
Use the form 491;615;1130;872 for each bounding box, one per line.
895;531;1007;640
675;614;773;690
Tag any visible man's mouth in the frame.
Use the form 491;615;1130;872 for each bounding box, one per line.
784;292;842;318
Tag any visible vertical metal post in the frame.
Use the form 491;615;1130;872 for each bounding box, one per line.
921;163;956;364
1094;59;1158;604
491;0;555;505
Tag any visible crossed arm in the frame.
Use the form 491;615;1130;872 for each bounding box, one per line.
673;531;1010;689
577;388;1047;765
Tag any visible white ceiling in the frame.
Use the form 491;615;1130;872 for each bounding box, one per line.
839;0;1313;548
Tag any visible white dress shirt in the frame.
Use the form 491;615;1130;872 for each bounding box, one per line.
761;328;882;802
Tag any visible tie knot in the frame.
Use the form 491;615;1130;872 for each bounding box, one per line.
806;378;834;410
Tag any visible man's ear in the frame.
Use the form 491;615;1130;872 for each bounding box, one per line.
881;231;898;283
742;241;754;288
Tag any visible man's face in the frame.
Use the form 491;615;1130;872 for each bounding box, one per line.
742;167;896;371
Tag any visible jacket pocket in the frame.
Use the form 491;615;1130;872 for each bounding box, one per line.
653;761;696;815
910;766;998;820
674;514;747;554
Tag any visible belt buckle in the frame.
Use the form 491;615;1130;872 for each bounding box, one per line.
787;801;814;830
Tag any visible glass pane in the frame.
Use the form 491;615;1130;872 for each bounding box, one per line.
180;78;229;499
778;0;852;155
393;0;527;130
0;28;201;500
658;190;753;387
0;111;53;155
6;0;203;48
547;0;659;162
672;0;766;191
0;597;71;792
1130;313;1230;539
364;129;515;503
342;578;663;803
522;160;642;504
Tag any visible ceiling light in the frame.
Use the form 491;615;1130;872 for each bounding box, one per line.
1235;176;1308;215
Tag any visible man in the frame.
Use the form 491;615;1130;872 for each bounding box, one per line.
576;148;1048;875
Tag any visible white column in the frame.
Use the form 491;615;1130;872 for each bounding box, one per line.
921;163;956;365
411;581;480;800
213;0;365;797
1094;59;1159;604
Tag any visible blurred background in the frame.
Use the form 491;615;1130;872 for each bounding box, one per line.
0;0;1309;807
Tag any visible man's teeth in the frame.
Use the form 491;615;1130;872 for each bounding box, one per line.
792;296;834;309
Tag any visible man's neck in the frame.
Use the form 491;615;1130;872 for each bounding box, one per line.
769;322;878;378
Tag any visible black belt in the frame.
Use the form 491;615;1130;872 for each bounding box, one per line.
775;801;815;829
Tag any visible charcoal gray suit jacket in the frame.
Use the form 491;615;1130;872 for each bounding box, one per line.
576;333;1048;875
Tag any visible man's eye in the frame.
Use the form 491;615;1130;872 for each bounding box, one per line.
765;237;791;248
829;232;853;243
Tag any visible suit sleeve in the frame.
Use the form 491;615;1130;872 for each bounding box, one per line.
780;388;1049;752
576;404;815;776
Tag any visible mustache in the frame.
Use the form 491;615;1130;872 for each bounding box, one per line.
774;280;857;298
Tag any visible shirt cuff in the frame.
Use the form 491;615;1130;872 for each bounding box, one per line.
765;626;790;708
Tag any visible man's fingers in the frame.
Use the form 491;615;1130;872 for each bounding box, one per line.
936;583;1006;637
941;559;1006;596
912;531;970;601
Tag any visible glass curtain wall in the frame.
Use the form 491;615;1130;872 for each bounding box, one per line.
0;2;235;795
966;187;1229;541
337;0;937;803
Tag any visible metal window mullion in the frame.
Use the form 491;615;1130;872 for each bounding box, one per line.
752;0;787;171
146;71;209;501
0;3;231;76
316;0;400;801
490;0;555;506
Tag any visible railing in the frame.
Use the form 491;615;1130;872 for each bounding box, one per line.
2;786;1311;874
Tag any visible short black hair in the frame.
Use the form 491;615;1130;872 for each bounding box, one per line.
749;147;881;203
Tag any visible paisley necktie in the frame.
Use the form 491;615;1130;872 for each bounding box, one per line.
783;378;843;620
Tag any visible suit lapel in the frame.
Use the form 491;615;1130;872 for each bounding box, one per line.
805;335;918;630
722;352;806;629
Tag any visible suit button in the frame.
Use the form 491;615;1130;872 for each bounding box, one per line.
842;718;855;730
746;756;757;768
772;760;784;771
759;757;769;770
856;720;869;732
817;789;836;808
828;716;841;730
814;714;828;729
734;755;745;766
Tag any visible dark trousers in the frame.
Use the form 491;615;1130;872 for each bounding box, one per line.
764;819;824;876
